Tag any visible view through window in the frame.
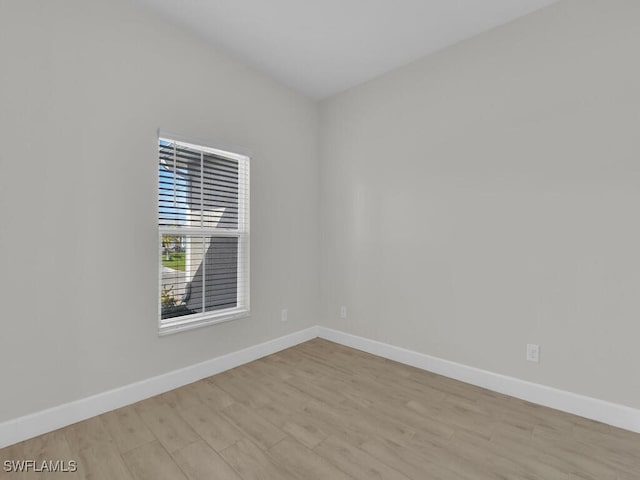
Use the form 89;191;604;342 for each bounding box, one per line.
158;137;249;334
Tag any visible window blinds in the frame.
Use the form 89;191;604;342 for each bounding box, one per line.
158;137;249;334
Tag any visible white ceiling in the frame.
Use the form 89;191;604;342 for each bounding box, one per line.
136;0;558;99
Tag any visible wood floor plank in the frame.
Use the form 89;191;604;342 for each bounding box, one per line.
361;430;493;480
268;437;353;480
530;424;619;480
284;373;349;408
172;441;242;480
257;402;331;449
617;471;640;480
485;451;569;480
134;396;200;453
237;369;312;410
74;445;135;480
219;403;287;450
0;443;29;480
244;353;295;382
219;439;297;480
100;405;155;453
570;424;640;476
122;441;188;480
177;403;244;452
313;434;413;480
209;370;272;409
0;431;84;480
385;418;528;480
64;416;114;454
163;379;235;412
297;399;375;445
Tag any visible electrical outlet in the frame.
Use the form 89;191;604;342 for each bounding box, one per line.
340;305;347;319
526;344;540;363
281;308;288;322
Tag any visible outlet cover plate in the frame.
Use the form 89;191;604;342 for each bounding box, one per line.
526;344;540;363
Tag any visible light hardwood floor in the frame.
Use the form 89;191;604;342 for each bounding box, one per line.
1;339;639;479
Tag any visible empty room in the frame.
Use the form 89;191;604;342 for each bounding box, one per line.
1;0;639;478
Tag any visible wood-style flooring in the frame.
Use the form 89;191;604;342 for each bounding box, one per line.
1;339;639;479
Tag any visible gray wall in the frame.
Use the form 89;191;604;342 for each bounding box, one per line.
2;0;640;424
320;0;640;409
0;0;320;422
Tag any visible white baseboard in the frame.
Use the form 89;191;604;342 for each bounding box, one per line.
317;327;640;434
3;324;638;449
0;326;319;449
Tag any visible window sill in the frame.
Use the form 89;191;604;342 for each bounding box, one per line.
158;308;250;336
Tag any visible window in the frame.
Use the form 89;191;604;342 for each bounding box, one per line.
158;136;249;335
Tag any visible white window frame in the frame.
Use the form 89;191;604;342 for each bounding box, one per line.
158;134;250;336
